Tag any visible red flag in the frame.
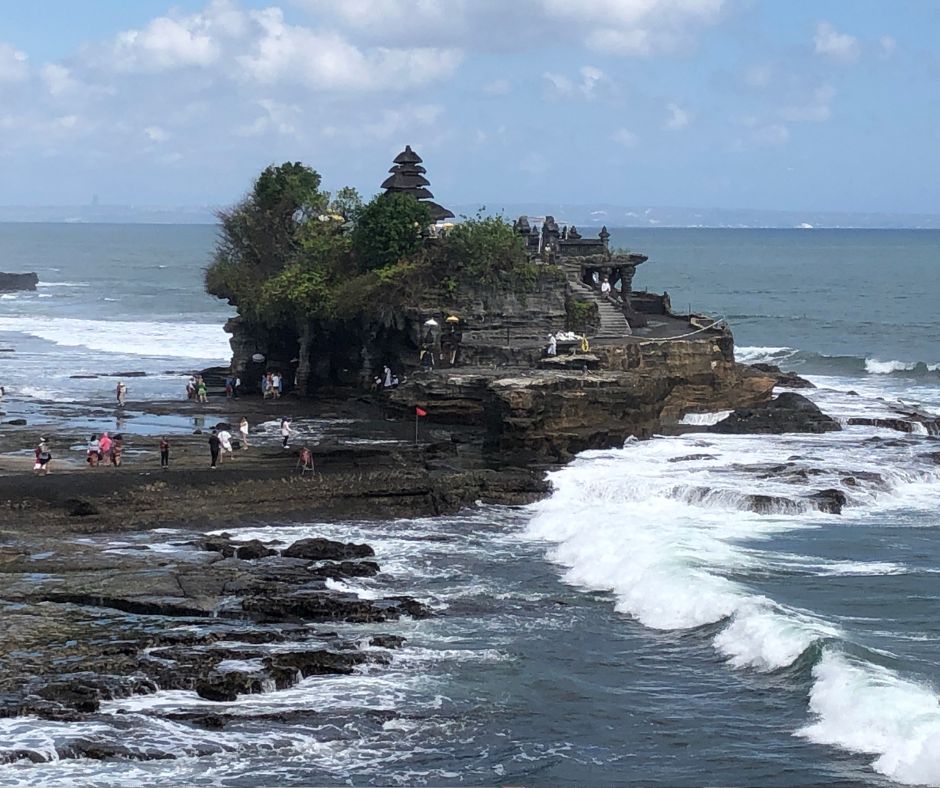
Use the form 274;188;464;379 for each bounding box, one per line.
415;407;428;417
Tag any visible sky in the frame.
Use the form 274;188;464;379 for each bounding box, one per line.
1;0;938;214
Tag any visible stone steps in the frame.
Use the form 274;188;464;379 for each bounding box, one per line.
563;266;631;338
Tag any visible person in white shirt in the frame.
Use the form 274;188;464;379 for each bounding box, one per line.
280;417;292;448
239;417;249;449
600;277;611;297
217;429;234;462
547;334;557;356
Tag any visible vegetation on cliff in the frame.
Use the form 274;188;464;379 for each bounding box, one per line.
206;162;551;390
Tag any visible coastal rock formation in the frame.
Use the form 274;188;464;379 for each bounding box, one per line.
390;333;775;460
0;272;38;292
749;363;815;389
0;531;423;720
710;392;841;435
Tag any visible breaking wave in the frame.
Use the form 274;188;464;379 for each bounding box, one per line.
736;346;940;377
522;429;940;785
0;316;231;360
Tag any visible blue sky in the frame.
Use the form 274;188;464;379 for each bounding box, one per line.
1;1;938;213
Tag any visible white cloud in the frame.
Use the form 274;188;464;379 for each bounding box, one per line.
814;21;860;62
664;102;691;129
879;35;897;59
543;65;607;98
482;78;511;96
41;64;76;96
239;8;461;92
109;14;221;73
611;128;639;147
744;63;773;89
0;43;29;83
779;85;835;123
543;0;724;56
144;125;170;143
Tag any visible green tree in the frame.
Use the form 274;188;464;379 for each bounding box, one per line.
351;192;432;272
328;186;364;223
206;162;343;393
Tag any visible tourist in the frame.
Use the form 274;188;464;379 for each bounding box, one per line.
34;438;52;476
99;432;112;464
280;417;292;449
197;377;208;403
297;446;314;475
224;375;234;399
110;434;124;467
383;365;393;388
370;375;382;392
208;430;221;468
116;381;127;407
86;434;100;467
233;376;241;399
186;376;196;400
547;333;557;357
159;436;170;469
218;427;234;461
239;417;250;449
272;372;282;398
601;277;611;298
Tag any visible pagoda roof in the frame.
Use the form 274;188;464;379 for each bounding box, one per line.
381;170;431;190
393;145;423;165
388;163;426;174
425;201;455;221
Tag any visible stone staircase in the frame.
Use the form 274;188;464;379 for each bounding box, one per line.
562;264;631;339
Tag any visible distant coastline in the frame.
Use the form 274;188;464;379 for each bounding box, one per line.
2;204;940;230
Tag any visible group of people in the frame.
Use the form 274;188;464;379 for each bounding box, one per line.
261;371;285;399
545;331;590;357
186;375;209;402
86;432;124;467
223;375;241;399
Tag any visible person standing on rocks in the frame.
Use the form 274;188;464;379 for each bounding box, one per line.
86;434;100;467
197;377;208;404
239;417;250;449
98;432;112;465
110;434;124;467
280;417;292;449
34;438;52;476
208;430;221;469
116;381;127;407
218;428;234;462
159;436;170;469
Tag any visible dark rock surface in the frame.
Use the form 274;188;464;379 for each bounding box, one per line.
282;537;375;561
0;272;38;292
749;363;815;389
711;392;841;435
0;528;425;725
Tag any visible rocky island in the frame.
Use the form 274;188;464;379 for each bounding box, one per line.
0;271;38;292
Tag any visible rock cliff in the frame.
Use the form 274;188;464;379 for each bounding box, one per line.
0;272;38;292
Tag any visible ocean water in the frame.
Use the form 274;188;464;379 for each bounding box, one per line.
2;225;940;786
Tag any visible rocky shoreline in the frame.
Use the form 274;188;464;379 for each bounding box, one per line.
5;360;935;768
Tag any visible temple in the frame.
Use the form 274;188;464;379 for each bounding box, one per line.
381;145;454;222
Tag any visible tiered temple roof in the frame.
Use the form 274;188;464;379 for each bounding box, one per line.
382;145;454;222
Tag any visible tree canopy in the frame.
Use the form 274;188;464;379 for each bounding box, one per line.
206;160;537;333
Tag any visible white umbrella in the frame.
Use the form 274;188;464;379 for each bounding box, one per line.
424;319;439;327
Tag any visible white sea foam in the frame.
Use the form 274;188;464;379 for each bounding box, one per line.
865;358;940;375
678;410;732;426
0;316;230;360
36;281;90;288
799;651;940;786
734;346;797;364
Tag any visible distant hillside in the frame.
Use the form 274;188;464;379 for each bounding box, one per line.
452;203;940;230
1;203;939;229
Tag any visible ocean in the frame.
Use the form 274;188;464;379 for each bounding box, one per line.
1;224;940;786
